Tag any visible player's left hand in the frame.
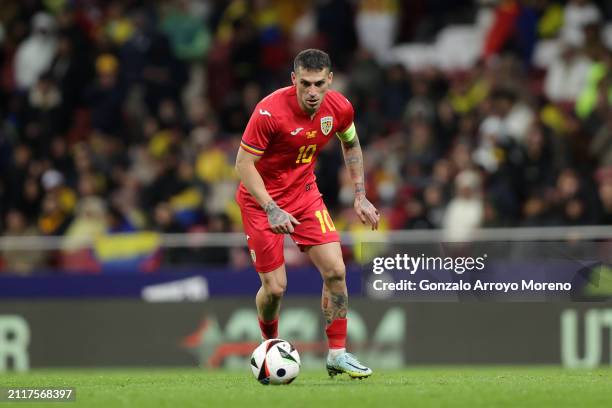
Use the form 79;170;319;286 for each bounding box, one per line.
354;195;380;230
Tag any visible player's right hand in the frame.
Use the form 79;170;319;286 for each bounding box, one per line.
264;201;301;234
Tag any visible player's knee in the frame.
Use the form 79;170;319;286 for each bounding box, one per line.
265;282;286;300
323;263;346;286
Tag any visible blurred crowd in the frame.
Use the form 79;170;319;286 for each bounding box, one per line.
0;0;612;272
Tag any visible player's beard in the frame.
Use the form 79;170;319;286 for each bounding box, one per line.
304;98;320;114
306;101;317;112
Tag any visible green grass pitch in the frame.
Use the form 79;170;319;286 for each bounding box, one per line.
1;367;611;407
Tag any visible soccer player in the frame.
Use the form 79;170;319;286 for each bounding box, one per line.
235;49;380;378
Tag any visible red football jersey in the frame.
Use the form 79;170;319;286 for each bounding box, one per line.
237;86;354;208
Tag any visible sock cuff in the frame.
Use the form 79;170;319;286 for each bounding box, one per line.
258;317;279;340
258;317;278;325
325;318;347;349
326;317;347;330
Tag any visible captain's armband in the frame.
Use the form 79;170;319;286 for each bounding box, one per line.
336;122;356;143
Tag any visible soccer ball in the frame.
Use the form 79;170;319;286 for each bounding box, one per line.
250;339;301;385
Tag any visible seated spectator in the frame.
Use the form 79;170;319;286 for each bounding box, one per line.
62;196;108;251
1;209;46;274
544;40;592;104
13;12;57;90
442;169;484;241
85;53;126;135
576;48;612;119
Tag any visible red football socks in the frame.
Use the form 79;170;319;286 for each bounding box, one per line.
326;318;347;349
258;317;278;340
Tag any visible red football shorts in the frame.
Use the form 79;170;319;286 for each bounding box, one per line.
238;193;340;273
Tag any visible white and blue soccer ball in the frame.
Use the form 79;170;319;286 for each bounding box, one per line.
250;339;301;385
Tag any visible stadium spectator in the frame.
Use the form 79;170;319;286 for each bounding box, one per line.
576;47;612;119
18;177;43;225
561;0;602;47
1;208;46;274
142;33;188;114
519;122;557;195
550;168;599;225
489;87;535;145
160;0;211;62
422;184;446;228
152;201;187;265
442;169;484;241
38;190;71;237
355;0;399;65
86;53;126;135
381;64;410;124
13;12;57;90
315;0;356;69
62;196;108;252
41;169;76;218
195;213;232;265
24;73;63;151
48;33;92;118
482;0;521;62
522;194;552;226
544;39;592;104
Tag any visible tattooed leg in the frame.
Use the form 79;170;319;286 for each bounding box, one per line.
322;281;348;325
306;241;348;326
322;284;348;325
321;263;348;351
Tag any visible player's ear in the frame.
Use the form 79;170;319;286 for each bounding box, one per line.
328;71;333;85
291;71;296;85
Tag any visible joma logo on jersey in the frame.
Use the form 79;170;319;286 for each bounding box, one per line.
290;127;303;136
320;116;333;136
306;130;317;139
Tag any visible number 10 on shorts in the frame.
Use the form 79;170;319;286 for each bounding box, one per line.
315;210;336;233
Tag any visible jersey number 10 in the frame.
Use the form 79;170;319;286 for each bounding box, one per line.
296;144;317;164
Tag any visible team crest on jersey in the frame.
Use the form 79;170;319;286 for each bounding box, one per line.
320;116;333;136
250;249;256;263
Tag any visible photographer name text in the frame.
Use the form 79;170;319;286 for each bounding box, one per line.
372;279;572;292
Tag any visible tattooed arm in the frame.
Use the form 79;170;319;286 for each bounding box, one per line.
235;148;300;234
340;133;380;230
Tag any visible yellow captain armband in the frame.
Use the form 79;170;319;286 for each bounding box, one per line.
336;122;356;143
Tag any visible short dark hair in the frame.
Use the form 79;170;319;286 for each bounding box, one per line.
293;49;331;73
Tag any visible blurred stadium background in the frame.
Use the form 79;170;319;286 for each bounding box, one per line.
0;0;612;376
